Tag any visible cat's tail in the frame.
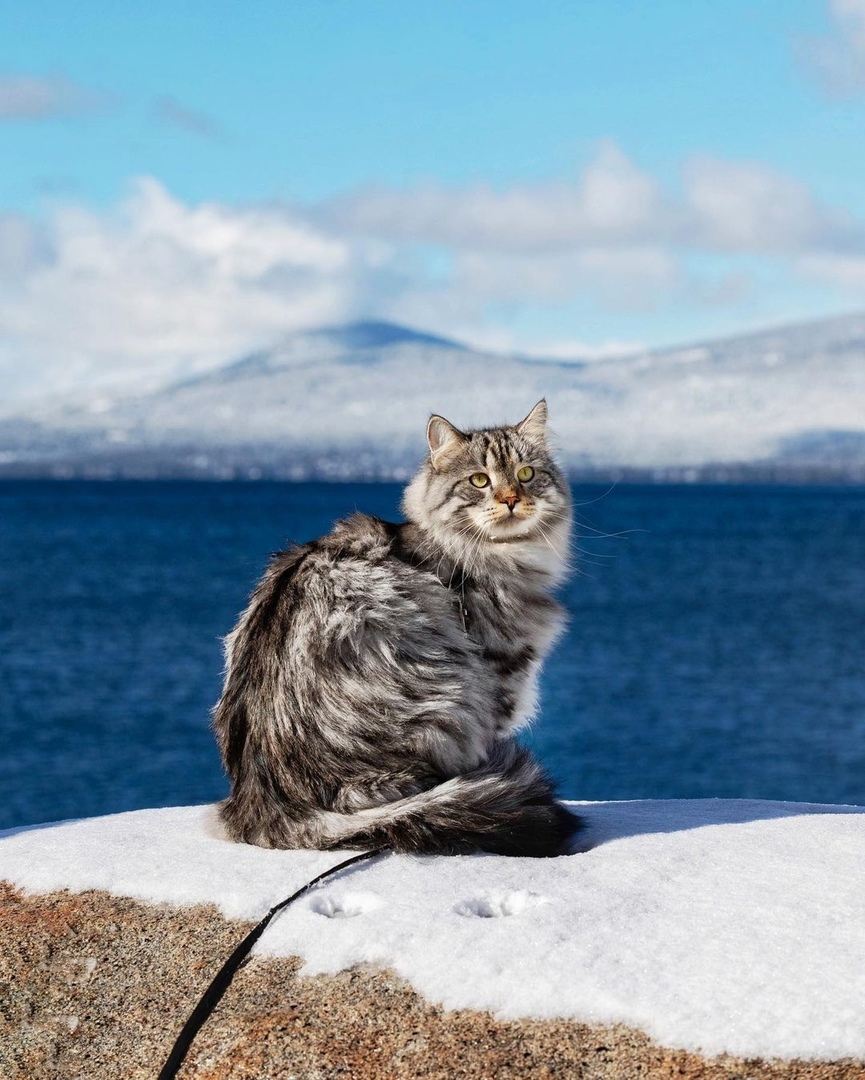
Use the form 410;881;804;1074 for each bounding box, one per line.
295;742;581;858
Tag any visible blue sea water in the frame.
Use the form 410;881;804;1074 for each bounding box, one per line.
1;480;864;831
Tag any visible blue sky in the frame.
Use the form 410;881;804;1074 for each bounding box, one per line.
3;0;865;396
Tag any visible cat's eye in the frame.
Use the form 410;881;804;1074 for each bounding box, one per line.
469;473;490;488
517;466;535;482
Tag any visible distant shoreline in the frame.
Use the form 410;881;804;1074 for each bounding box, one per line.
2;462;865;485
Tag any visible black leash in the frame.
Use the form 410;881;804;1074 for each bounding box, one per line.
157;847;385;1080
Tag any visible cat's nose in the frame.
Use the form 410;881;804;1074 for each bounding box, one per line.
497;490;519;512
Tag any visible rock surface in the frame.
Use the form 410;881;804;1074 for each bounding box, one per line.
2;884;863;1080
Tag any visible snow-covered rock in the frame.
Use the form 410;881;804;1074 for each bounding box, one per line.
2;798;863;1063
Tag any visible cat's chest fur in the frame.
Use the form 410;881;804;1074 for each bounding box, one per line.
395;521;566;736
459;571;564;733
460;573;564;654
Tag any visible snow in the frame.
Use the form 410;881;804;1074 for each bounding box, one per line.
1;798;864;1061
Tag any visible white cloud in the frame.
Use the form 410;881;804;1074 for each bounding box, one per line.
448;247;680;311
797;252;865;293
0;179;363;402
682;156;864;253
0;73;111;121
323;142;865;259
800;0;865;94
0;214;52;280
324;141;670;254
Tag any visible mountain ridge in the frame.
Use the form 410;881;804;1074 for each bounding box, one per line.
1;313;864;482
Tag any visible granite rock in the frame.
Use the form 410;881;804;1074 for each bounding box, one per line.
1;883;863;1080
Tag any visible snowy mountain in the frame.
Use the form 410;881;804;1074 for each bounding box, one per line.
2;315;865;480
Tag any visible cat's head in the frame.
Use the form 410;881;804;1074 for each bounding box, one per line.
402;400;571;578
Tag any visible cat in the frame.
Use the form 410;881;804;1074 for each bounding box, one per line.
212;400;581;857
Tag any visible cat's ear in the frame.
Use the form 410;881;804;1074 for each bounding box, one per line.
427;414;467;469
516;399;548;442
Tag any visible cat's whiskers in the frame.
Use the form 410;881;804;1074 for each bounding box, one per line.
434;519;480;585
571;540;617;567
458;520;488;588
572;510;637;541
457;521;484;575
532;517;574;576
447;521;483;590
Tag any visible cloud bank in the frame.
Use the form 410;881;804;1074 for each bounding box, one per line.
3;144;865;404
322;142;864;257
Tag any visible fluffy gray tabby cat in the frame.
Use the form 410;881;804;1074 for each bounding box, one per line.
213;400;581;857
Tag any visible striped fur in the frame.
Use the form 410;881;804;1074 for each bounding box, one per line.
212;401;581;857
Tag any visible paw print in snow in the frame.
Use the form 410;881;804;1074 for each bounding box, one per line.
455;890;547;918
310;891;382;918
